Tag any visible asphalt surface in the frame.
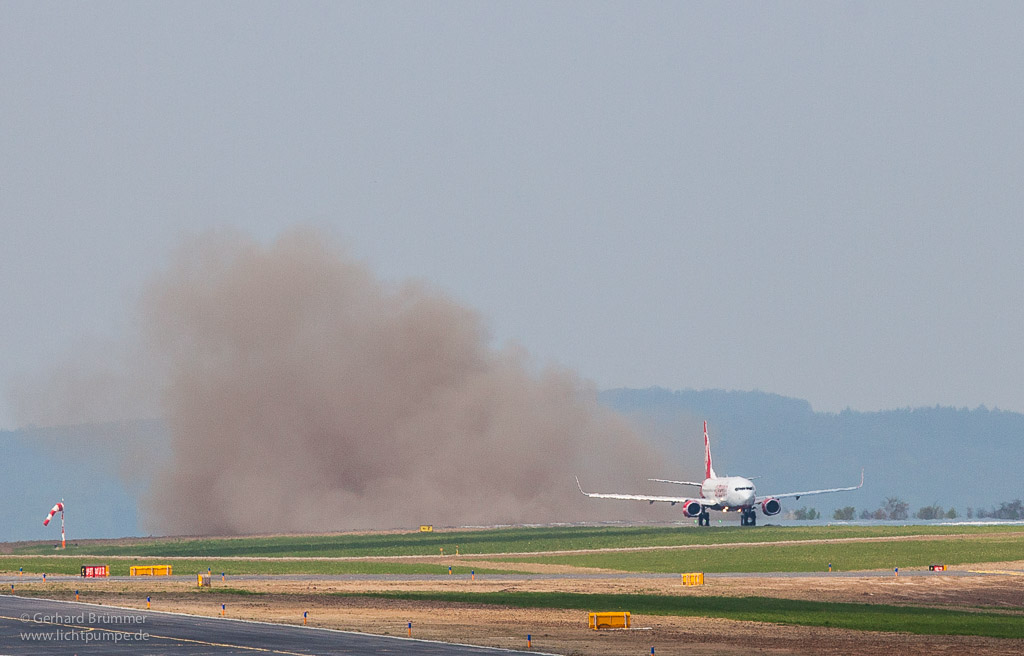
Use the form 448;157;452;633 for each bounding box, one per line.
0;595;549;656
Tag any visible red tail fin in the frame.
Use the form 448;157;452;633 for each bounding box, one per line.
704;421;716;479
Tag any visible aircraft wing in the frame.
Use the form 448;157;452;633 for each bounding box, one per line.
647;478;703;486
575;477;700;505
761;469;864;500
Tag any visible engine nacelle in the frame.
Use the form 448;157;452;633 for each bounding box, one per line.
682;501;704;518
760;498;782;516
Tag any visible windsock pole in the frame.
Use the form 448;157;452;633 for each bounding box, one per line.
61;500;65;550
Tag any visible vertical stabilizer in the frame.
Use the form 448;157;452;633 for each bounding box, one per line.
704;421;717;479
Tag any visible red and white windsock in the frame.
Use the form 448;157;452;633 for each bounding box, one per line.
42;502;63;526
43;501;66;549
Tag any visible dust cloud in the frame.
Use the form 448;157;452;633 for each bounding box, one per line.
15;229;672;535
143;230;670;534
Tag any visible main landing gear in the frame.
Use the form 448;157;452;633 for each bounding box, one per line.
740;509;757;526
698;510;711;526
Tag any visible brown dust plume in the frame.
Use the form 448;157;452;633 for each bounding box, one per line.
133;230;667;534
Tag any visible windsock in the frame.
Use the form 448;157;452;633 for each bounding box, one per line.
43;502;64;526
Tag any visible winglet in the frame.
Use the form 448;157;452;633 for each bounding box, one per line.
859;468;865;488
575;476;586;495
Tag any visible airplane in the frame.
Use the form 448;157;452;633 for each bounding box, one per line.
576;421;863;526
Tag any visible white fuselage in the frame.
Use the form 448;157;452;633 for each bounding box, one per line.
700;476;756;509
576;420;863;527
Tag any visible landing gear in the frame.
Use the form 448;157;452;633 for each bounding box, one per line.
740;509;757;526
698;511;710;527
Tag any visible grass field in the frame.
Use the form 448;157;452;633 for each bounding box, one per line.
5;524;1023;645
12;524;1024;559
500;532;1024;573
3;524;1021;577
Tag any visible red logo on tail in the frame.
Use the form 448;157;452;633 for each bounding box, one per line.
704;421;713;479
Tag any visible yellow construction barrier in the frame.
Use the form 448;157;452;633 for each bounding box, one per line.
588;612;631;630
681;572;704;586
130;565;172;577
197;573;212;587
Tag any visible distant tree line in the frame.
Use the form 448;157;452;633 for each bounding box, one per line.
969;499;1024;520
913;504;957;520
788;507;820;520
833;506;855;520
829;498;1024;521
857;497;912;520
773;498;1024;522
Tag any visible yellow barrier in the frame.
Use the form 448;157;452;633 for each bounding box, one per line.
681;572;704;586
588;612;631;630
197;573;211;587
419;525;434;532
130;565;172;577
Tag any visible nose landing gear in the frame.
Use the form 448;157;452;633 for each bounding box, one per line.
740;509;757;526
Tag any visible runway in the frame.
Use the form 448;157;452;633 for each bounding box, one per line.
0;595;548;655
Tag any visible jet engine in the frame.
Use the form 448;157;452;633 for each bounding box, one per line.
682;501;704;518
760;498;782;516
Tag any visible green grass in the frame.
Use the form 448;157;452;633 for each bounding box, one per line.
13;524;1024;558
0;557;503;577
501;532;1024;573
348;590;1024;639
6;525;1021;577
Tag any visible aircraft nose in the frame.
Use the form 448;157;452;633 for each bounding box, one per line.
744;491;755;505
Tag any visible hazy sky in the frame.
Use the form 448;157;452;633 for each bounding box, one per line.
3;2;1023;429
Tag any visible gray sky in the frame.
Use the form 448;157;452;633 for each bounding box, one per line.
3;2;1023;429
